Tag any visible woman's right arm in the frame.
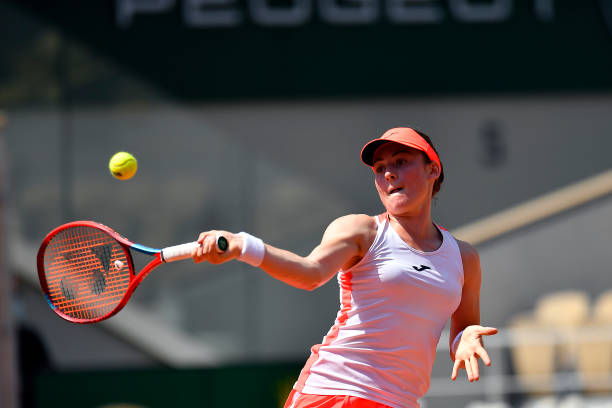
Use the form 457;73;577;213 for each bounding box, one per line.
192;214;376;291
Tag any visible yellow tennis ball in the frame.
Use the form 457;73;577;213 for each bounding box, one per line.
109;152;137;180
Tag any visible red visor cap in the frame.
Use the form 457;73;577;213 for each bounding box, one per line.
360;127;441;168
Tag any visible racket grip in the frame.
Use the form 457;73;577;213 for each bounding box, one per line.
161;242;199;262
161;236;228;262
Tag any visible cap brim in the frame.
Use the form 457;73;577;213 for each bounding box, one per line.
360;139;397;166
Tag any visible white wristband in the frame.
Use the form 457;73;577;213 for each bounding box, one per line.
451;330;464;356
237;232;265;267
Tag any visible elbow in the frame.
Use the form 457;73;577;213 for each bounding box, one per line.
296;278;323;292
299;262;328;291
290;282;319;291
303;282;322;291
309;261;337;291
282;258;333;291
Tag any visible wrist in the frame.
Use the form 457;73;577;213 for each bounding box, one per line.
451;330;464;356
237;232;265;267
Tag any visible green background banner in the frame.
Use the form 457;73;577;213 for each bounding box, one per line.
36;362;303;408
9;1;612;100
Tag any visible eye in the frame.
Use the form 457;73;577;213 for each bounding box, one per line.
396;158;408;166
374;165;385;174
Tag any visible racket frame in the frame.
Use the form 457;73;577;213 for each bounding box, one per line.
37;221;167;324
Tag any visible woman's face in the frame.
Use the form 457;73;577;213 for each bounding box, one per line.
372;142;438;216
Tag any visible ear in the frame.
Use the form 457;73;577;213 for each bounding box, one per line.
428;161;441;181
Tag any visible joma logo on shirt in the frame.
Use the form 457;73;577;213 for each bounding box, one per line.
412;265;431;272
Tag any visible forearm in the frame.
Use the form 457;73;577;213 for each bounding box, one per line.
258;245;329;291
239;216;370;291
193;215;370;291
451;240;482;360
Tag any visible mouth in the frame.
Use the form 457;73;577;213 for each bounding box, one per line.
389;187;403;195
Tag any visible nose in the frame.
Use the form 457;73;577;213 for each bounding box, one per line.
384;168;396;181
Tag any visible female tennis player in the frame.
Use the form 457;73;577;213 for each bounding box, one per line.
192;127;498;408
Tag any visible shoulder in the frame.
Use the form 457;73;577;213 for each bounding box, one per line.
331;214;377;230
326;214;377;240
456;239;480;264
325;214;378;253
455;239;482;286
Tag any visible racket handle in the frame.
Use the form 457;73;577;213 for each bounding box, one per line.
161;242;198;262
161;236;228;262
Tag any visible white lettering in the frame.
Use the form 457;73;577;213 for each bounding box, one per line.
319;0;378;24
116;0;176;27
116;0;557;28
184;0;242;27
448;0;512;23
386;0;443;23
249;0;311;26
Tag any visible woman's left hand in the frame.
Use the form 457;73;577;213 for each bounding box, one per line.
451;325;498;382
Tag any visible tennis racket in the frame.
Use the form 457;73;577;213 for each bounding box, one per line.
36;220;228;324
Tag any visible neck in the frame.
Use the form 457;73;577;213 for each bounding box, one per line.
387;203;440;251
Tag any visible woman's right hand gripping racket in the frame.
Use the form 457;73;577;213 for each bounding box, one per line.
36;221;227;324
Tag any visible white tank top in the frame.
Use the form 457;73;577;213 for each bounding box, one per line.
294;214;464;408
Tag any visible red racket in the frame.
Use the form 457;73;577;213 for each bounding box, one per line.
36;220;227;324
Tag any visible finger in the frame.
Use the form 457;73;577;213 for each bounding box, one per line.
477;327;499;336
451;359;461;381
198;237;205;253
192;246;203;263
476;346;492;366
197;232;208;244
208;235;219;256
203;235;214;254
464;359;473;382
470;355;480;381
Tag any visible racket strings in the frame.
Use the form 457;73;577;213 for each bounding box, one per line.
43;226;130;320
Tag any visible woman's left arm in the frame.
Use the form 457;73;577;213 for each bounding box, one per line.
449;240;498;382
